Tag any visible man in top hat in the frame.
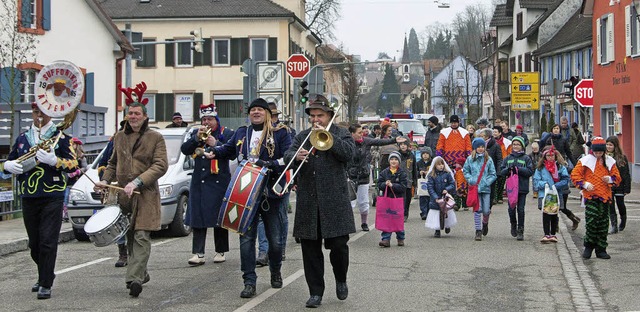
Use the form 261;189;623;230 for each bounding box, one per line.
284;94;356;308
209;98;291;299
181;103;235;266
436;115;472;169
166;112;188;128
95;82;168;297
1;103;78;299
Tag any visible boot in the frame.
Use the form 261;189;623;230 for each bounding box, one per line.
434;230;441;238
115;243;128;267
516;226;524;241
582;244;594;259
609;215;619;234
482;223;489;236
568;212;581;231
595;248;611;259
619;214;627;231
510;223;517;238
474;230;482;241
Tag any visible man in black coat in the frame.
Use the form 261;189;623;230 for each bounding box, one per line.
285;94;356;308
424;116;441;153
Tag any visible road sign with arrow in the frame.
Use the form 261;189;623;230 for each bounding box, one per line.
511;72;540;111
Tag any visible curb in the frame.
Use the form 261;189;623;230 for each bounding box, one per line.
0;229;75;257
568;195;640;204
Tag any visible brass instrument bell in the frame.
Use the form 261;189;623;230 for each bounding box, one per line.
195;126;212;156
309;129;333;151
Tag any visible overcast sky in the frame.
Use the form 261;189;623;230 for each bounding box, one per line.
333;0;491;61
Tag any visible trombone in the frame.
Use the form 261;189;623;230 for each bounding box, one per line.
272;103;342;196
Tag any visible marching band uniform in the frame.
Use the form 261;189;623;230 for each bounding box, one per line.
2;103;78;299
212;98;291;298
181;104;234;265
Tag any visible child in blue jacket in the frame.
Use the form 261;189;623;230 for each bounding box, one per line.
463;138;497;241
533;146;570;243
500;136;534;241
425;156;457;237
377;152;408;247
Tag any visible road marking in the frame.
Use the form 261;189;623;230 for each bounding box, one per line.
54;257;112;275
234;224;370;312
152;238;180;247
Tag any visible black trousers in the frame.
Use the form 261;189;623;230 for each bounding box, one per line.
22;197;63;288
300;234;350;296
192;227;229;254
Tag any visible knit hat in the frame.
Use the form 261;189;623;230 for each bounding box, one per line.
389;151;401;162
398;138;410;147
516;124;523;131
472;137;485;150
420;146;433;156
172;112;183;120
248;98;271;114
591;136;606;152
476;117;488;126
428;116;439;125
512;136;525;147
450;115;460;123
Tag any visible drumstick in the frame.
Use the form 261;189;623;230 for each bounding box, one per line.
85;174;141;195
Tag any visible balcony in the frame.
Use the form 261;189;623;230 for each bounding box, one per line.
497;81;511;101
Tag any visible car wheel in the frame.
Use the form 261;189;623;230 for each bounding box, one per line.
169;194;191;237
73;228;90;242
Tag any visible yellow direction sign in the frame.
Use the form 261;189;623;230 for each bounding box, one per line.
511;72;539;84
512;83;539;93
511;72;540;111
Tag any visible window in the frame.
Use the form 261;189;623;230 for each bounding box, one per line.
142;94;156;122
625;5;640;56
250;38;267;62
456;70;463;79
175;42;193;67
605;109;616;138
214;95;244;130
21;69;37;103
18;0;50;34
137;39;156;68
214;39;230;65
517;13;523;38
597;14;615;64
498;60;508;82
23;0;37;28
524;53;531;72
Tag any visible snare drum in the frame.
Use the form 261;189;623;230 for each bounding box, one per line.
217;160;268;235
84;205;129;247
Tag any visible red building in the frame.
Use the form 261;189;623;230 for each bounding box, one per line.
582;0;639;182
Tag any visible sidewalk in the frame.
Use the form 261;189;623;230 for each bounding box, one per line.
0;217;75;257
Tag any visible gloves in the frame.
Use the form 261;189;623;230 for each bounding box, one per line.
255;159;278;169
583;181;594;191
3;160;23;175
36;148;58;167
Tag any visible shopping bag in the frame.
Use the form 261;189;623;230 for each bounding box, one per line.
466;185;479;212
506;167;519;209
543;184;560;215
375;187;405;232
416;178;429;196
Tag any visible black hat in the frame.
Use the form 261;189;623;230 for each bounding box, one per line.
428;116;439;125
304;94;334;115
172;112;182;120
450;115;460;123
476;117;489;126
248;98;271;114
268;102;281;115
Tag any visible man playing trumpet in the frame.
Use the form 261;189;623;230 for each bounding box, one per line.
1;103;78;299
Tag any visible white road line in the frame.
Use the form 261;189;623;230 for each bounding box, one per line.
234;224;371;312
152;238;180;247
54;257;112;275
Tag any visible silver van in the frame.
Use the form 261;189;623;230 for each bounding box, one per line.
67;128;193;240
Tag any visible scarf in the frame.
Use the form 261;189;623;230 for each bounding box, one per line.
545;160;559;182
355;138;364;144
496;136;504;146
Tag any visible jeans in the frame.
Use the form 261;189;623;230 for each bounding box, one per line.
240;196;284;286
419;196;429;217
381;231;405;240
473;193;492;230
257;192;289;255
508;193;527;227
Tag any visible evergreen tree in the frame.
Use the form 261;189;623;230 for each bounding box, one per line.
539;113;547;138
548;112;556;132
423;37;437;59
408;28;421;63
377;63;400;115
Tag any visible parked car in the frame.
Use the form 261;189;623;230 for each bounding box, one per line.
395;119;426;146
67;128;194;241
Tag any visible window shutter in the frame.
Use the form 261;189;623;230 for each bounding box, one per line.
230;38;241;65
268;38;277;60
193;48;203;66
85;73;94;105
203;38;212;66
607;14;615;63
0;67;22;103
193;93;203;119
20;0;31;28
596;18;601;64
626;5;632;56
165;39;175;67
42;0;51;30
240;38;250;63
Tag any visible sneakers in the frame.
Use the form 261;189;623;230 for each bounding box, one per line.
445;227;451;234
482;222;489;236
540;235;550;243
474;230;482;241
378;239;390;248
510;224;517;237
306;295;323;308
271;272;283;288
188;254;205;266
361;223;369;231
129;281;142;297
434;230;441;238
240;284;256;298
397;239;405;246
213;253;226;263
548;235;558;243
420;214;427;220
336;282;348;300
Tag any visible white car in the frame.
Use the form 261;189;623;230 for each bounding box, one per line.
67;128;194;241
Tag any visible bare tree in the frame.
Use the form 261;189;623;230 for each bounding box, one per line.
306;0;341;41
0;0;39;146
439;67;461;118
451;3;490;62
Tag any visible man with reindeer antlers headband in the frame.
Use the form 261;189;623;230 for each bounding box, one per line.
208;97;291;299
94;82;168;298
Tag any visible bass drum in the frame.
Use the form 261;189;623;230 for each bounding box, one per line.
84;205;129;247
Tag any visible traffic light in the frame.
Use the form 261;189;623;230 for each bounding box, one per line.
190;28;203;53
563;76;579;97
299;80;309;104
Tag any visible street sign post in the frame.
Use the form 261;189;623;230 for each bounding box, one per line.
286;54;310;79
511;72;540;110
573;79;594;108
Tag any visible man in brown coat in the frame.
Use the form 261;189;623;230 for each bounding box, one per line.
96;83;168;297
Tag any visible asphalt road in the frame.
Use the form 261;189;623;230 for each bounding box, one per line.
1;194;639;311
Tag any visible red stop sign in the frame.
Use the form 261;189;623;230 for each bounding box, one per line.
573;79;594;108
286;54;310;79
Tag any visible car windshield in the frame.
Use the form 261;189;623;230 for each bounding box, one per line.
91;134;183;168
397;121;425;134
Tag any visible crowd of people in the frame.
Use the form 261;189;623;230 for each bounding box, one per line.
1;83;632;307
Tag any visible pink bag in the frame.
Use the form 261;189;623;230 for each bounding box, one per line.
506;167;519;209
375;187;405;232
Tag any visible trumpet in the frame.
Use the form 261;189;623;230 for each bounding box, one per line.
272;104;341;195
195;126;212;156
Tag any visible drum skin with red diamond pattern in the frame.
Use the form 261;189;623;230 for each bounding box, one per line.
217;160;268;235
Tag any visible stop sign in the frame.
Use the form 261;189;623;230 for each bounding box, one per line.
573;79;594;108
286;54;310;79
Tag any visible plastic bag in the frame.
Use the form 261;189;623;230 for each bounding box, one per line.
543;184;559;215
416;178;429;196
506;167;519;209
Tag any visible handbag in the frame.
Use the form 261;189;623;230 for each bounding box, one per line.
543;184;560;215
466;158;488;212
375;186;405;232
506;167;519;209
347;179;357;201
416;177;429;196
